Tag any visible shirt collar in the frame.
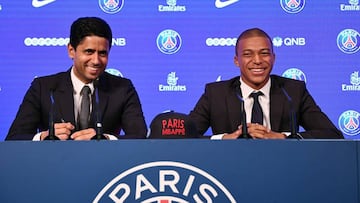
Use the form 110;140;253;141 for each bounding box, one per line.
240;77;271;99
70;67;94;95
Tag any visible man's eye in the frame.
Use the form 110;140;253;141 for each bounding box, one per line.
85;50;94;54
99;51;108;56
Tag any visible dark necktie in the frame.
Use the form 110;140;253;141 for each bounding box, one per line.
250;91;264;125
79;85;91;130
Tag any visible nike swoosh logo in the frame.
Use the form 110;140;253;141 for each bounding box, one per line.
32;0;56;8
215;0;239;8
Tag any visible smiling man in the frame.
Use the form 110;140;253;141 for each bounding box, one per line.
189;28;343;139
6;17;147;141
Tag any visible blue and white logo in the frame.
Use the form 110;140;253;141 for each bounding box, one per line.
215;0;239;8
99;0;124;14
206;37;237;46
273;37;283;47
159;72;186;92
280;0;306;14
93;161;236;202
338;110;360;136
157;29;182;54
282;68;307;82
342;71;360;91
106;68;124;77
340;0;360;11
272;36;306;47
159;0;186;12
337;29;360;54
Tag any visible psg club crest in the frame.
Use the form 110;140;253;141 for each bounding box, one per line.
337;29;360;54
338;110;360;136
282;68;307;82
157;29;182;54
280;0;306;14
105;68;123;77
93;161;236;202
99;0;124;14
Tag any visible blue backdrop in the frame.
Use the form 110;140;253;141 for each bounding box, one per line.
0;0;359;140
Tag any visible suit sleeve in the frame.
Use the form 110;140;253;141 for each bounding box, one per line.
189;84;212;136
297;85;343;139
6;78;45;140
118;81;147;139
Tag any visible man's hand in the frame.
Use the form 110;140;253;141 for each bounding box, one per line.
222;126;242;139
71;128;96;140
41;122;75;140
221;123;286;139
247;123;285;139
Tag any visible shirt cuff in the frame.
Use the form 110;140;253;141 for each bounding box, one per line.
210;134;225;140
105;134;118;140
32;132;42;141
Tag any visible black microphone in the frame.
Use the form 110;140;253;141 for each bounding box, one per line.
45;88;59;140
234;80;250;139
279;81;303;139
92;78;106;140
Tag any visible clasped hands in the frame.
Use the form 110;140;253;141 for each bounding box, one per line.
223;123;286;139
40;122;99;141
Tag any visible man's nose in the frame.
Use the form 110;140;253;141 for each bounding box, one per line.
91;53;100;64
252;54;261;64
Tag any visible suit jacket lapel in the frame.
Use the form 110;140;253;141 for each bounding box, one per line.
227;77;242;131
270;77;285;131
56;72;76;125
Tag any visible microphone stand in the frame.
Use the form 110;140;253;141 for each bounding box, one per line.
235;81;250;139
280;86;302;139
45;90;59;140
92;79;106;140
239;96;250;139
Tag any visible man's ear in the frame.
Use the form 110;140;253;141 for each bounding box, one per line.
234;56;240;67
67;44;75;59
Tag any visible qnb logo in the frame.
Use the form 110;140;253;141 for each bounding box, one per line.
23;37;126;47
282;68;307;82
338;110;360;136
157;29;182;54
340;0;360;11
280;0;305;14
159;0;186;12
105;68;124;77
272;37;306;47
93;161;236;203
111;38;127;46
342;71;360;91
206;38;237;46
99;0;124;14
159;72;186;92
337;29;360;54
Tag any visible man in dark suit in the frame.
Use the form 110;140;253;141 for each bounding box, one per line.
6;17;147;140
190;28;343;139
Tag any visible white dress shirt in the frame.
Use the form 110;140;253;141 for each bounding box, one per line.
240;77;271;129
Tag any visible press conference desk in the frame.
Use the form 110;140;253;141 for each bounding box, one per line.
0;139;359;203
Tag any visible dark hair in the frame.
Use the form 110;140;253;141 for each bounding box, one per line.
69;17;112;50
235;28;273;56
